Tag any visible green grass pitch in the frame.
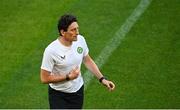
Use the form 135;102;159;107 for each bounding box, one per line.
0;0;179;108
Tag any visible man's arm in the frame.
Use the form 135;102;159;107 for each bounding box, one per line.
40;69;66;84
83;54;115;91
40;67;80;84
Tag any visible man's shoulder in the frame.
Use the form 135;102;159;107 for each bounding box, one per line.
77;34;86;41
45;39;58;52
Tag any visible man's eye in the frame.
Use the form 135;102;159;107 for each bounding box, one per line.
72;29;76;31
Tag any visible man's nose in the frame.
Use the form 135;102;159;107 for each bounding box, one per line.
76;29;79;35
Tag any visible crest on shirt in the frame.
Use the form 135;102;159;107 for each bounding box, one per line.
77;47;83;54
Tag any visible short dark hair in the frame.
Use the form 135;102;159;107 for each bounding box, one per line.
58;14;77;36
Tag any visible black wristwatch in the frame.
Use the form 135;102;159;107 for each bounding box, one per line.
66;74;70;81
99;76;106;83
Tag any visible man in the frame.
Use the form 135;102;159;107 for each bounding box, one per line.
40;14;115;109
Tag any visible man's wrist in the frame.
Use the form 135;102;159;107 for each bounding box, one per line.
99;76;106;83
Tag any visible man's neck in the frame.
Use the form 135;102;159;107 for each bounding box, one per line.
59;36;72;47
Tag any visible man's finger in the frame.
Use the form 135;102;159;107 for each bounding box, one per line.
110;83;115;90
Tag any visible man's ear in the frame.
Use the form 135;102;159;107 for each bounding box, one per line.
60;30;65;36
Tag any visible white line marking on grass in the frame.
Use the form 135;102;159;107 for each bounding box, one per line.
83;0;152;90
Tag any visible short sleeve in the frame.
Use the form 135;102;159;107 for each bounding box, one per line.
83;38;89;57
41;48;54;72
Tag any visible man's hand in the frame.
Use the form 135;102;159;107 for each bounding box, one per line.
102;79;115;91
68;66;80;80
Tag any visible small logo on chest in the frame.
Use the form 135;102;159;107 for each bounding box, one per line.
77;47;83;54
60;55;65;60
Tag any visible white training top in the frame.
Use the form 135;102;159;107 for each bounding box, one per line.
41;35;89;93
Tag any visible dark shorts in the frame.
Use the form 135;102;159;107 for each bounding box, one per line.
48;85;84;109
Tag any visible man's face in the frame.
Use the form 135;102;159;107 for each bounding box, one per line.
62;22;79;42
